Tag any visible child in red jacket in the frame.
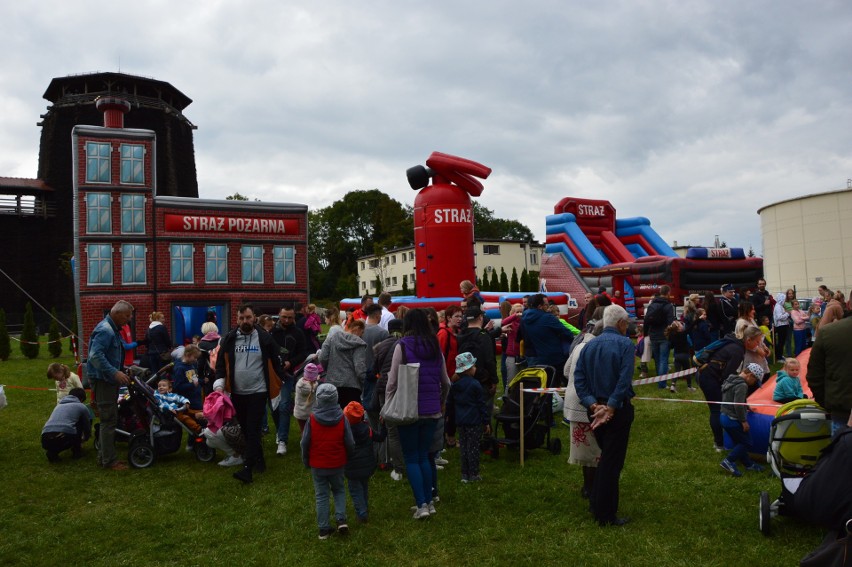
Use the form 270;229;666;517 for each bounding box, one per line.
301;383;355;539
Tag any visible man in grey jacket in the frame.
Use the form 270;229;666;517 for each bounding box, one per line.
41;388;91;462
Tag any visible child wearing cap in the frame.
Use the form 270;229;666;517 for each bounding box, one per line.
719;363;766;477
447;352;491;482
202;378;244;467
301;383;355;539
343;401;383;523
294;363;321;434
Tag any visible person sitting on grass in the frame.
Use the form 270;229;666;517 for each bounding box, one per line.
154;378;202;435
773;358;807;405
41;387;91;462
301;383;355;540
46;362;83;404
447;352;490;483
719;363;766;477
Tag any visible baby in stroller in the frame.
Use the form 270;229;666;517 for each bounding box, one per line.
154;378;203;435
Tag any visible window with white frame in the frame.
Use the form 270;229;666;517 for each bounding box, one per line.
483;244;500;255
121;244;146;284
401;253;407;263
205;244;228;283
392;276;397;285
120;144;145;184
391;255;396;264
87;244;112;285
242;245;263;283
273;246;295;284
409;251;414;261
86;142;111;183
369;259;379;269
86;192;111;233
361;261;365;270
530;252;538;265
120;194;145;234
170;243;193;283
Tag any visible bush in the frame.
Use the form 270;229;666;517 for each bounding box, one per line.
20;302;40;359
0;308;10;361
48;308;62;358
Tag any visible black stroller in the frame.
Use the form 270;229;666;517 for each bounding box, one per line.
490;366;562;459
94;365;216;468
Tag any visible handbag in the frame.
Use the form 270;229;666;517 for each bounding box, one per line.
220;420;245;455
801;524;852;567
380;344;420;425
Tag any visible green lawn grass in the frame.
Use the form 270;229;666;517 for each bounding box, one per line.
0;339;824;566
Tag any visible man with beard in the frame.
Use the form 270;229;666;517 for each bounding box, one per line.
217;303;285;484
271;306;308;456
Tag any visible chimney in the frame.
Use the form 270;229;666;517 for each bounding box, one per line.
95;96;131;128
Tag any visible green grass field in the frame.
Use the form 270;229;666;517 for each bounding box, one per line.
0;339;825;566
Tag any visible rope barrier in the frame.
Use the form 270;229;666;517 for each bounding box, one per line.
9;334;76;346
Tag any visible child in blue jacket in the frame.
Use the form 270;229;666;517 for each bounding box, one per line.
773;358;807;404
447;353;491;482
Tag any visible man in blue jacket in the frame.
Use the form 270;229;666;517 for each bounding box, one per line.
88;300;133;470
521;294;574;386
574;304;635;527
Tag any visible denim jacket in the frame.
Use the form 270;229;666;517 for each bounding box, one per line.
87;316;124;384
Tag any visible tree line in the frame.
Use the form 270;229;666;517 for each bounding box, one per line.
306;189;536;301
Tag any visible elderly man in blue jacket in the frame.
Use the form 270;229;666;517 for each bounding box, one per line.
574;304;635;527
88;300;133;470
521;294;575;386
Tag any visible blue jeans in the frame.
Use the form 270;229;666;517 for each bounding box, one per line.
793;329;807;357
274;375;295;444
398;418;438;506
651;340;670;388
347;477;370;520
720;414;755;466
312;470;347;530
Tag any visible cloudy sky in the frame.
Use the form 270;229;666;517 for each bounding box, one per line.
2;1;851;253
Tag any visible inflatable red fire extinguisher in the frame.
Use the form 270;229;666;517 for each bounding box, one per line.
406;152;492;298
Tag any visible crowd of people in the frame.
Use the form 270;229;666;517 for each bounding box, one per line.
39;277;852;539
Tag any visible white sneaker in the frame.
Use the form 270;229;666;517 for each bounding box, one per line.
427;501;437;515
669;385;677;393
435;464;445;470
276;441;287;456
390;470;403;481
218;455;243;467
413;504;430;519
434;456;449;466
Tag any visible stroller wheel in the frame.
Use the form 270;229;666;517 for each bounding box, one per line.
129;438;156;468
549;438;562;456
759;491;771;536
194;440;216;463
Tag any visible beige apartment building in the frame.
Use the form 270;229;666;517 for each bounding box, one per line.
356;238;544;295
759;185;852;299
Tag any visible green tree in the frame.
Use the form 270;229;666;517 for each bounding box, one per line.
472;202;535;241
520;268;529;291
489;269;499;291
499;268;509;292
374;275;383;294
402;275;410;295
308;190;412;299
481;269;490;291
20;302;39;359
48;308;62;358
0;309;10;361
510;268;519;292
225;192;258;201
529;270;540;293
